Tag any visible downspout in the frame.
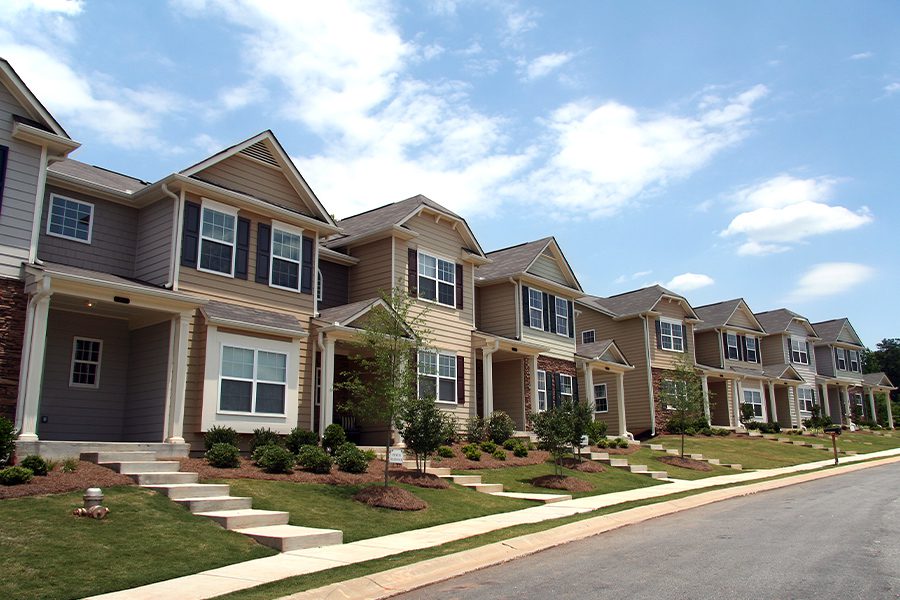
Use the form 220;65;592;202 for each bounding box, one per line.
162;183;183;290
316;331;326;437
28;146;50;265
641;314;655;436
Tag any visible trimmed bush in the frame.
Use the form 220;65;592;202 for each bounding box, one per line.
251;442;278;464
335;442;369;474
362;449;377;462
596;438;609;448
251;427;282;453
322;423;347;455
286;427;319;454
61;458;78;473
205;443;240;468
204;425;238;450
616;438;629;449
587;419;609;445
256;445;295;474
486;411;515;444
492;448;506;461
297;445;333;474
502;439;518;451
512;442;528;458
461;444;481;461
465;416;486;443
479;440;497;453
0;416;15;467
714;427;730;437
20;455;50;476
437;445;455;458
0;465;33;486
441;414;459;445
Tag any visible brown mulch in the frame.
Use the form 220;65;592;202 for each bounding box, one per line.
432;444;551;470
391;471;450;489
560;458;606;473
0;461;134;500
596;444;640;455
531;474;594;492
657;456;713;471
353;485;427;511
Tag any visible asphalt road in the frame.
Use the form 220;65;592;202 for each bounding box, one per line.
394;462;900;600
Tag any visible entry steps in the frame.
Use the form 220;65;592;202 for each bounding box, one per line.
645;444;743;470
83;451;342;553
575;448;668;479
764;435;856;455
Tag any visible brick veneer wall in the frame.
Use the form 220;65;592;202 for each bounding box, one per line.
652;367;677;433
522;358;533;430
0;279;27;421
536;356;577;422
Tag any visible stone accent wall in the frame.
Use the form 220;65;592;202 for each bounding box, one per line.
522;357;532;430
0;279;27;421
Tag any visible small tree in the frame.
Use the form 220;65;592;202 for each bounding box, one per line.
531;400;575;475
394;395;445;474
569;399;594;462
740;402;756;426
657;355;706;458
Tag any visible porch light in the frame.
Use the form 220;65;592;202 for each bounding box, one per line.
85;300;94;308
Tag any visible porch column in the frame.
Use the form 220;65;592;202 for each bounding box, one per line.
701;374;710;426
820;383;831;418
15;283;52;441
792;385;803;429
530;354;539;412
616;371;627;436
888;392;896;430
732;379;742;428
841;386;851;424
767;381;778;423
319;336;336;437
582;363;594;410
867;388;876;424
482;344;497;416
165;311;192;444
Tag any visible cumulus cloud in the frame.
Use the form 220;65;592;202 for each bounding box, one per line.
665;272;714;292
521;52;573;81
614;270;652;284
849;52;873;60
786;263;875;303
885;82;900;95
721;175;872;255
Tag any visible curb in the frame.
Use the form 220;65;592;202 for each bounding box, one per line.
278;455;900;600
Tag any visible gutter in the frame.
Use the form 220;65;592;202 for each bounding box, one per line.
162;183;181;290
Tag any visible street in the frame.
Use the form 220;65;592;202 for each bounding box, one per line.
393;462;900;599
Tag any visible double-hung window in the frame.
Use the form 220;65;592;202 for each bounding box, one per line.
555;297;569;336
798;387;815;412
835;348;847;371
660;379;686;410
726;332;740;360
558;374;573;403
536;370;547;412
745;336;758;362
594;383;608;413
854;393;863;407
790;337;809;365
743;389;764;419
418;252;455;307
48;194;93;243
582;330;595;344
528;288;543;329
849;350;860;372
70;337;102;388
660;319;684;352
219;345;287;415
418;350;456;403
270;223;303;291
199;202;237;276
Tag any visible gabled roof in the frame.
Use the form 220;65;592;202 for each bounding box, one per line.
754;308;817;337
694;298;764;333
862;372;895;389
575;338;631;367
202;300;304;337
476;237;582;291
761;363;804;382
317;297;414;337
48;158;150;195
583;285;698;320
0;58;70;139
811;318;863;347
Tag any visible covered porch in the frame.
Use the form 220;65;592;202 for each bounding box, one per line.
817;376;861;427
857;372;895;428
761;364;806;429
575;339;634;437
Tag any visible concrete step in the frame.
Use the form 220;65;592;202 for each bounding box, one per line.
235;525;343;552
748;430;763;437
143;483;231;499
842;450;858;456
489;491;572;503
726;464;743;470
647;471;669;479
424;467;452;477
606;458;629;468
777;438;792;443
792;440;809;446
443;474;482;485
100;460;181;474
811;444;825;450
174;496;253;513
688;454;704;460
706;458;721;465
81;451;157;464
196;509;290;530
589;452;609;461
129;471;198;485
666;449;680;455
648;444;665;451
461;482;504;494
628;464;648;473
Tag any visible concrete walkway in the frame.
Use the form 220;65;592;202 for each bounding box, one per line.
86;447;900;600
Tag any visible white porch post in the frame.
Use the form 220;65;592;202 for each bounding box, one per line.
792;385;803;429
319;336;336;437
867;388;876;423
482;346;495;417
582;363;594;410
888;392;895;430
768;381;778;424
530;354;539;412
165;311;191;444
616;371;627;436
841;386;851;424
15;284;51;441
820;383;831;418
732;379;743;428
701;374;710;426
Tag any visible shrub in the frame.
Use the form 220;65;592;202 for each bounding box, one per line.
0;416;15;467
699;427;713;436
335;442;370;474
297;445;333;474
251;427;282;453
61;458;78;473
251;442;278;464
437;445;455;458
465;416;486;443
362;449;377;462
322;423;347;455
394;395;445;471
667;415;708;435
714;427;730;437
512;443;528;458
441;413;459;445
492;448;506;461
461;444;481;461
486;411;516;444
286;427;318;454
204;425;238;450
205;443;240;468
256;445;295;473
479;440;497;453
20;455;50;476
0;465;33;485
615;438;629;449
595;438;609;449
502;439;519;451
587;419;609;445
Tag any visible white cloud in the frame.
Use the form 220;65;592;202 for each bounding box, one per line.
786;263;875;303
665;273;714;292
721;175;872;254
849;51;873;60
614;269;652;284
522;52;573;81
885;82;900;95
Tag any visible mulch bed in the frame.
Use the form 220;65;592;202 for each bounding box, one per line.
353;485;427;511
391;471;450;489
431;444;551;470
560;458;605;473
531;474;594;492
594;444;640;455
0;461;134;500
657;456;713;471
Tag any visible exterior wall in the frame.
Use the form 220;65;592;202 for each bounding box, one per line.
586;369;622;435
134;198;174;285
774;386;793;428
649;298;697;369
727;308;758;329
0;83;43;280
785;322;819;385
476;281;516;339
347;237;393;302
318;259;349;309
0;278;26;419
527;253;568;286
693;330;721;368
123;321;170;442
814;345;835;377
493;358;524;429
182;311;206;449
708;378;731;427
520;280;577;361
760;333;787;365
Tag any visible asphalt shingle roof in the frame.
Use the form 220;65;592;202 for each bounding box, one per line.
317;298;381;325
576;339;621;362
693;299;743;331
48;159;149;195
810;318;852;344
754;308;808;334
583;285;687;318
203;300;303;335
476;238;553;282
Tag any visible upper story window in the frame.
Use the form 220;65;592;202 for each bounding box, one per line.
835;348;847;371
790;337;809;365
70;337;102;388
745;336;758;362
660;318;684;352
555;297;569;337
418;350;457;403
418;251;455;307
528;288;543;329
270;223;303;291
849;350;860;372
48;194;93;243
199;201;237;276
594;383;608;413
582;330;595;344
725;332;740;360
536;370;547;412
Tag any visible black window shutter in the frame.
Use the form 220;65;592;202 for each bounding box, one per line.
181;201;201;268
738;335;746;362
554;372;561;407
567;300;574;338
456;356;465;404
255;223;271;284
234;217;250;279
756;340;761;364
548;294;557;334
455;264;464;309
542;292;551;332
410;349;418;374
805;342;810;361
786;337;792;361
0;145;8;212
521;285;530;329
573;375;579;403
682;325;689;353
811;388;816;404
723;332;730;358
408;248;417;297
655;319;662;349
300;235;314;293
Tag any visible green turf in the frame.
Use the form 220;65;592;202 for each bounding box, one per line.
784;430;900;454
627;447;734;480
652;435;829;469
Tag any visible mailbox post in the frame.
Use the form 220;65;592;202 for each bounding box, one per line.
824;425;842;465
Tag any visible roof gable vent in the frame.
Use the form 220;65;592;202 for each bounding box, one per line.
240;140;279;167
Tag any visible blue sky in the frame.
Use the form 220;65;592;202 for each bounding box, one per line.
1;1;896;346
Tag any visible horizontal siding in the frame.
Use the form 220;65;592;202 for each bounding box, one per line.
476;282;516;339
134;198;174;285
347;237;392;302
123;321;169;442
694;330;721;367
814;345;835;377
649;298;697;369
493;358;524;429
727;307;758;330
760;334;787;366
319;259;349;309
521;325;576;360
582;369;622;435
527;253;568;286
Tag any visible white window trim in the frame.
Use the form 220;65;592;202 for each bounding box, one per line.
528;288;543;330
269;220;304;293
417;250;456;308
661;378;686;410
582;329;595;344
849;350;860;373
743;387;765;421
798;387;815;413
555;297;569;338
559;373;574;403
745;336;758;362
69;337;102;389
197;199;239;278
47;194;94;244
726;332;740;360
854;392;863;406
835;348;847;371
536;369;547;412
594;383;608;413
790;336;809;365
660;317;685;353
418;349;457;404
217;344;288;416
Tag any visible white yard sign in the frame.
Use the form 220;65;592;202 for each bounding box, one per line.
388;448;405;464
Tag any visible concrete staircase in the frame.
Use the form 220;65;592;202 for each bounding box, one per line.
83;451;342;552
646;444;742;470
766;435;857;456
577;448;669;480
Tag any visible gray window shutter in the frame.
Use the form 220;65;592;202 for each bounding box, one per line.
521;285;530;329
300;235;314;293
407;248;417;297
181;201;201;268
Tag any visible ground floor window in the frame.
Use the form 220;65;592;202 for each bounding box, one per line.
798;387;815;412
594;383;608;413
743;389;764;419
70;337;102;388
220;345;287;415
660;379;686;410
559;373;573;404
418;350;456;404
536;370;547;412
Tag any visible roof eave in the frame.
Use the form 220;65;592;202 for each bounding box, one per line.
12;121;80;156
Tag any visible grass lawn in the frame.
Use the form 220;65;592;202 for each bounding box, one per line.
653;435;828;469
0;487;275;600
463;461;663;498
785;431;900;453
626;447;733;480
213;479;533;543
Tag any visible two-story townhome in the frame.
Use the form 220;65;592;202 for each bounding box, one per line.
0;59;79;424
313;195;489;443
576;285;701;438
811;318;880;426
14;130;340;457
693;299;805;429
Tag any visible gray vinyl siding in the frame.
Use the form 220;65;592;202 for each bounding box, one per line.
814;345;835;377
476;282;517;339
347;237;393;302
0;83;43;280
38;309;131;441
134;198;174;285
123;321;170;442
760;334;787;365
785;323;818;386
319;259;349;309
38;186;138;278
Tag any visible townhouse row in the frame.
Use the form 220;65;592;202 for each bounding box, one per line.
0;60;893;457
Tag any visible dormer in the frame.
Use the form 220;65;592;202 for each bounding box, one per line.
694;298;766;369
811;318;865;378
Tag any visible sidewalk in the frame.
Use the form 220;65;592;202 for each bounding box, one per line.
87;447;900;600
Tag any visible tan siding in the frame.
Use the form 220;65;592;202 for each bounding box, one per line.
694;330;721;367
760;334;787;366
649;298;697;369
585;370;621;435
493;358;524;429
727;306;758;330
785;322;820;384
182;311;207;448
527;253;568;286
477;282;517;338
347;237;393;302
134;198;174;285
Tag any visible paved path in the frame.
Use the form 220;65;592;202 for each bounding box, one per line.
86;447;900;600
395;461;900;599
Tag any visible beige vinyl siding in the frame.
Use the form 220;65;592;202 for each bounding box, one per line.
760;334;788;366
583;369;622;435
727;306;758;330
786;322;819;384
134;198;174;285
38;187;138;278
476;282;517;338
0;83;42;279
527;253;568;286
493;358;525;429
724;352;763;374
521;324;576;360
649;298;696;369
123;321;170;441
194;154;318;218
347;237;393;302
694;330;721;367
